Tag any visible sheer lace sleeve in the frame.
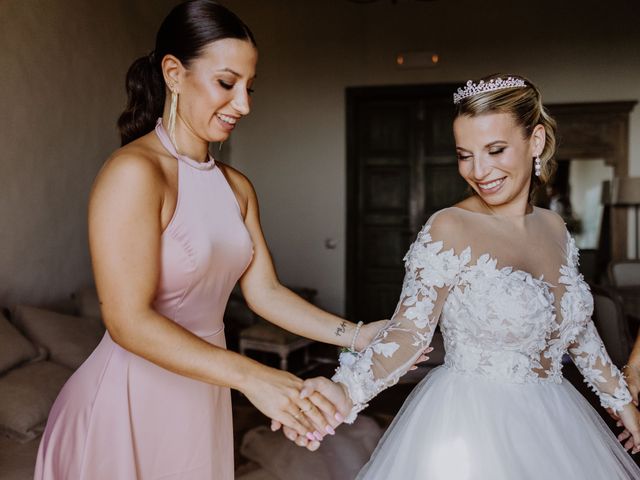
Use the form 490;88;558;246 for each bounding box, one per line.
333;215;470;423
561;234;631;413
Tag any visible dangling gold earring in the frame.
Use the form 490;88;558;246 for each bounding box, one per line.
168;87;179;151
219;141;223;151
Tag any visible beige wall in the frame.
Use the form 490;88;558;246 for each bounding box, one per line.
225;0;640;314
1;0;639;314
0;0;176;307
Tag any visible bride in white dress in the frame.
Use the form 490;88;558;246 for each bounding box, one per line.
297;74;640;479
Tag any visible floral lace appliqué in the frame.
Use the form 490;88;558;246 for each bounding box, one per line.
333;224;632;422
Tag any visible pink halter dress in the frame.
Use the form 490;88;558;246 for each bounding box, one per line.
35;119;254;479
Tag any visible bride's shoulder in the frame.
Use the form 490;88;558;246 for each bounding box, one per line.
533;206;568;235
423;207;466;239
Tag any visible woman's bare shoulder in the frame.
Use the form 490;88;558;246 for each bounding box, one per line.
92;135;168;203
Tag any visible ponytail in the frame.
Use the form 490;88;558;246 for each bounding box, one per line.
117;53;165;146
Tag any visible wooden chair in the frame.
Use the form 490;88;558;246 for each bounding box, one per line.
607;260;640;329
608;259;640;287
589;284;633;367
238;287;317;373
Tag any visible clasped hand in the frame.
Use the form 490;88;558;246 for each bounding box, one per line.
612;364;640;455
270;346;433;451
269;377;352;450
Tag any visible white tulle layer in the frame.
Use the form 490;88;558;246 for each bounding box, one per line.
358;366;640;480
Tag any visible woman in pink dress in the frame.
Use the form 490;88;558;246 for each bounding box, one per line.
34;1;397;478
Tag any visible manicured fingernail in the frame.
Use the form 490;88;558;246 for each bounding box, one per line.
300;389;309;398
335;412;344;422
325;425;335;435
306;432;315;441
313;431;323;441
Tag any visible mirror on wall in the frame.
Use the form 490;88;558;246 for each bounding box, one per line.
567;159;614;249
535;158;614;263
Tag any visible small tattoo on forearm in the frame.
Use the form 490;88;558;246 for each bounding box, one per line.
335;321;347;337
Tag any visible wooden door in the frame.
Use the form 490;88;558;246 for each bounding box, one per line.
346;85;468;322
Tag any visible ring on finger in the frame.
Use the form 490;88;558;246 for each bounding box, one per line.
300;403;315;414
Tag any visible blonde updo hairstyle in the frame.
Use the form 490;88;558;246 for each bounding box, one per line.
454;74;557;196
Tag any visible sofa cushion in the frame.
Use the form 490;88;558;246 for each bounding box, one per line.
0;361;72;442
11;305;104;370
0;311;38;376
0;435;41;479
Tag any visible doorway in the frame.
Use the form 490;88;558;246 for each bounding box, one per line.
345;84;468;322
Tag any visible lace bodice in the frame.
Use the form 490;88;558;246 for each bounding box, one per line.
334;207;631;422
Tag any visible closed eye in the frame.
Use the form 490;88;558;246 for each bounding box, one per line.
218;80;233;90
489;147;506;155
457;154;472;161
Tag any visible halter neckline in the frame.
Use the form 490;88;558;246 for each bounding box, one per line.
155;118;216;171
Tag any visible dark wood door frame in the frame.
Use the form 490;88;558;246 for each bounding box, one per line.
345;83;458;320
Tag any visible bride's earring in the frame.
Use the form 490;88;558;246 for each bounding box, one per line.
168;86;179;151
534;156;542;177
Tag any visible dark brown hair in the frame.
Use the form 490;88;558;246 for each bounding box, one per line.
117;0;256;145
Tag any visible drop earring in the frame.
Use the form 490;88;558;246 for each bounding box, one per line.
168;86;179;151
534;156;542;177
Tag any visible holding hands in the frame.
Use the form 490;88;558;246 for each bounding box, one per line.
270;320;434;450
270;376;352;450
616;403;640;454
240;366;343;448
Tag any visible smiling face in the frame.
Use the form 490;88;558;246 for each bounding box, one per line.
453;112;545;210
165;37;258;144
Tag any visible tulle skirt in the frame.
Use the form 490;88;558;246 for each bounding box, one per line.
358;366;640;480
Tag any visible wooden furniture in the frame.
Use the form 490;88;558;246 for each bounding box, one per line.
608;259;640;331
609;259;640;287
590;284;633;367
238;287;317;373
239;323;313;372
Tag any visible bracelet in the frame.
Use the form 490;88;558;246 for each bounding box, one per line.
350;321;364;352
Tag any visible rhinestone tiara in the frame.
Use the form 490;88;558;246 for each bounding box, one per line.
453;77;527;104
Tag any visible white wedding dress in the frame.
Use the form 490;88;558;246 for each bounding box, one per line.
334;206;640;479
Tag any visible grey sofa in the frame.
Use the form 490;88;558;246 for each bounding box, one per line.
0;290;104;480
